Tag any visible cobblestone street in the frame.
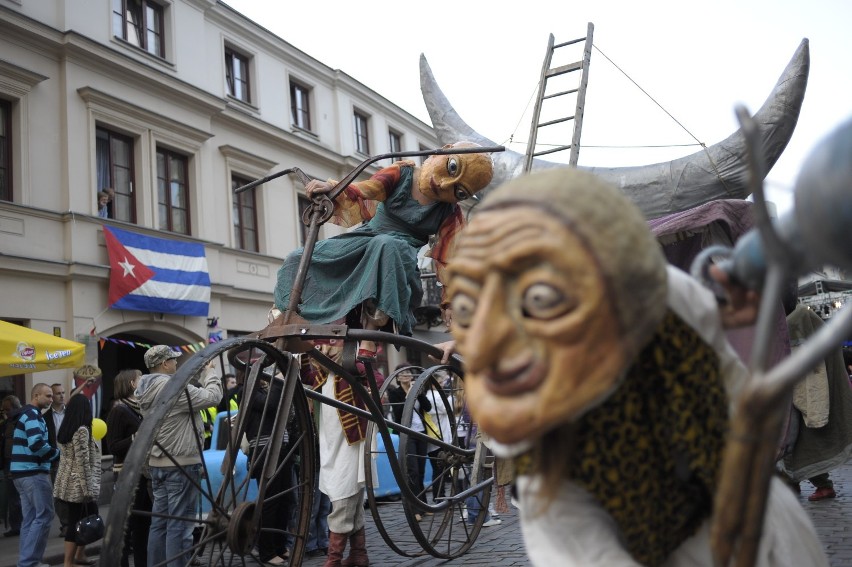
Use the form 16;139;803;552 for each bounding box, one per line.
300;462;852;567
3;461;850;566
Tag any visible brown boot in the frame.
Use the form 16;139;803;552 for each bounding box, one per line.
341;527;369;567
323;531;348;567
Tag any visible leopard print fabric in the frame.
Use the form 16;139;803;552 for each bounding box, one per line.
517;309;728;566
53;426;102;503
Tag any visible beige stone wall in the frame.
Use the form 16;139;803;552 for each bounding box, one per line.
0;0;437;393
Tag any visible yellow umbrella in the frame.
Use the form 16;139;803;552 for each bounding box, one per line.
0;320;86;377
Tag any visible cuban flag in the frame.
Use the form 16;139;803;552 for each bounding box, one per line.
103;226;210;316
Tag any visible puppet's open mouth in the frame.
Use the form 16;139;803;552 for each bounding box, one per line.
481;354;546;396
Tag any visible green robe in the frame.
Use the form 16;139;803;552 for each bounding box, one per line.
274;166;454;336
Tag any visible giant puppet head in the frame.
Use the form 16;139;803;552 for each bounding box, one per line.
418;142;494;204
446;168;668;444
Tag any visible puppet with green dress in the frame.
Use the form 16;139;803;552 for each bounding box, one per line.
273;142;493;360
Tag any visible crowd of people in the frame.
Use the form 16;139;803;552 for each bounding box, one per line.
0;345;225;567
0;346;513;567
0;342;336;567
1;377;104;567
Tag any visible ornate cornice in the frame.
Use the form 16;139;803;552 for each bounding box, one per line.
77;86;215;144
217;144;277;171
0;58;48;92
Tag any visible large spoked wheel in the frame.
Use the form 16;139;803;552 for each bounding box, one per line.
398;366;491;558
102;337;316;567
360;340;491;559
363;363;421;556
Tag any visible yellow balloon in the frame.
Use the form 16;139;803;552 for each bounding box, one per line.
92;418;107;441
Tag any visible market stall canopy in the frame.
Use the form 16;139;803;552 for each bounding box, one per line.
0;320;86;377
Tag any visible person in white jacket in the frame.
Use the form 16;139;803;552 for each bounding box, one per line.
136;345;221;567
426;372;453;504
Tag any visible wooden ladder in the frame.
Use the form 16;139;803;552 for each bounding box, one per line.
523;23;594;173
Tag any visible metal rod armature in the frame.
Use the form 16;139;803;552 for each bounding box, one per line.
734;106;788;269
325;145;505;203
234;167;313;195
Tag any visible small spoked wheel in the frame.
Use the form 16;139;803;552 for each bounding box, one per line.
363;355;492;559
102;337;316;566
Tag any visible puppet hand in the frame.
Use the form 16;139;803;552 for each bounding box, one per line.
393;159;417;168
431;340;456;365
709;264;760;328
306;179;333;198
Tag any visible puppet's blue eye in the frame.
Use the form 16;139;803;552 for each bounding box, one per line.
447;157;459;176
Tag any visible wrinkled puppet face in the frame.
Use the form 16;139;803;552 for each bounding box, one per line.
315;339;343;362
447;206;626;444
419;144;493;204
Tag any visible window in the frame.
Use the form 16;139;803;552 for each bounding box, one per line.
297;194;310;246
290;81;311;131
0;100;10;202
225;48;250;103
389;130;402;155
232;175;258;252
354;111;369;155
156;148;190;234
112;0;164;58
96;126;135;222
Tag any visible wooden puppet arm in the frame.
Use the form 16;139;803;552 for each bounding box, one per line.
306;162;413;228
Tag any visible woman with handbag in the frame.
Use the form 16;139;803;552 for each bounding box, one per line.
54;393;102;567
105;369;151;567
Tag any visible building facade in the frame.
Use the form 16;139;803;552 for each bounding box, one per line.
0;0;438;400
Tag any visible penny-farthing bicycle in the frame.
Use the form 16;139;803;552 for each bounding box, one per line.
101;146;504;566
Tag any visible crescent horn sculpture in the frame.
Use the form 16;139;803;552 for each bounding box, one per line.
419;39;809;220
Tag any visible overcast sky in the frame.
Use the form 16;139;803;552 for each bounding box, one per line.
223;0;851;214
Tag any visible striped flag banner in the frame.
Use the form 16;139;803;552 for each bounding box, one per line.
103;226;210;317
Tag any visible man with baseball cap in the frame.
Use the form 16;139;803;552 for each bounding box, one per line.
143;345;181;370
136;345;221;567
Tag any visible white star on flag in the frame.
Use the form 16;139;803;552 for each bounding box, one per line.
118;257;136;277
